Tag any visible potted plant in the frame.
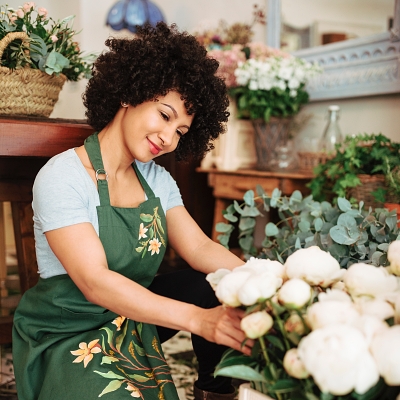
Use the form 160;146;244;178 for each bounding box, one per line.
0;3;95;117
216;187;399;268
206;242;400;400
383;157;400;227
307;133;400;208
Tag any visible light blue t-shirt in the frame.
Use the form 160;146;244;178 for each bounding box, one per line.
32;149;183;278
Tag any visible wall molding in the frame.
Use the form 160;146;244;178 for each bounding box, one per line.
291;0;400;101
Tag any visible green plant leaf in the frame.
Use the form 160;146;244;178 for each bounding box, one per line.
127;374;151;382
216;222;233;233
314;217;323;232
239;217;256;231
330;226;358;245
94;371;125;380
101;356;119;365
140;213;153;222
243;190;255;207
265;222;279;237
214;365;267;382
298;220;310;233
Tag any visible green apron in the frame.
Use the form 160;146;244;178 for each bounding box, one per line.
12;133;179;400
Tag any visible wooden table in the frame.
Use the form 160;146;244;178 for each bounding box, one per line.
0;116;93;343
198;168;314;241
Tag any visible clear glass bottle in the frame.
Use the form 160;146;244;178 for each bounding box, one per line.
319;105;343;154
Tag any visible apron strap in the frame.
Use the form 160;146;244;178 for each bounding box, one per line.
84;133;157;204
132;163;156;200
84;133;110;206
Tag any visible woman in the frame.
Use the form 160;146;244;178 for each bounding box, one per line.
12;22;252;400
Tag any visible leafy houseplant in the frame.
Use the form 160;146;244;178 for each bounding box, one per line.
216;187;399;268
206;244;400;400
0;2;95;81
308;133;400;206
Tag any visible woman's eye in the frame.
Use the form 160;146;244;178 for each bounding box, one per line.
161;112;169;121
176;130;183;137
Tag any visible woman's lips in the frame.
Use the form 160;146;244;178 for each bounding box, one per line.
147;138;161;155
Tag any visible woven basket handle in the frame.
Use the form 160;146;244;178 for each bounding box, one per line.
0;31;30;61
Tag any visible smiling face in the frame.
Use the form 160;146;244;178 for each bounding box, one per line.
119;91;194;163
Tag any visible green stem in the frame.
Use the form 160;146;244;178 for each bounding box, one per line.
275;314;291;351
259;336;270;365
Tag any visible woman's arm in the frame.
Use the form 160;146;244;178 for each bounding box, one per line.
166;205;244;274
45;223;251;354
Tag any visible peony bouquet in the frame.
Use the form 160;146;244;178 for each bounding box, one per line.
207;242;400;399
0;2;95;81
232;55;322;121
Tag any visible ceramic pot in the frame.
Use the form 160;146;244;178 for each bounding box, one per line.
238;383;274;400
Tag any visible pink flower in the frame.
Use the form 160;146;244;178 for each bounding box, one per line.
37;7;47;17
70;339;101;368
8;13;17;23
16;9;25;18
50;35;58;43
23;2;35;11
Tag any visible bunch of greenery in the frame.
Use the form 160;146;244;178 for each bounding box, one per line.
308;133;400;204
0;3;95;81
384;156;400;203
216;186;399;268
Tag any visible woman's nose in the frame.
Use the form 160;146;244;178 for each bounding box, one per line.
159;127;177;148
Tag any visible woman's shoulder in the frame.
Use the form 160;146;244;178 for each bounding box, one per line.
135;160;173;182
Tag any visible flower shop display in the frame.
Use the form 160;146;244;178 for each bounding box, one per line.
215;187;399;268
308;133;400;208
0;2;95;117
206;242;400;399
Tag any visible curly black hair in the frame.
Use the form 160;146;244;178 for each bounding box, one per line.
83;22;229;161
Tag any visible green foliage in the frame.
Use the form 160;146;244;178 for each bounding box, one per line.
216;187;399;268
0;4;96;81
307;133;400;204
384;156;400;202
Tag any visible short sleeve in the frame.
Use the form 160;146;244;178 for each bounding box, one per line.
32;151;96;233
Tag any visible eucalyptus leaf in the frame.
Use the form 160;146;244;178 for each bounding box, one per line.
216;222;233;233
265;222;279;237
243;190;255;207
239;217;256;231
338;197;352;212
298;220;310;233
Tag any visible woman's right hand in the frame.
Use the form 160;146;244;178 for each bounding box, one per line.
193;306;254;355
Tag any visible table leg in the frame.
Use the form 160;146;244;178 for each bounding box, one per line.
11;202;38;294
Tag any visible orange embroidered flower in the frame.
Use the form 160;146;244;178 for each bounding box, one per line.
112;316;126;331
148;238;161;255
138;223;148;240
126;382;141;397
70;339;101;368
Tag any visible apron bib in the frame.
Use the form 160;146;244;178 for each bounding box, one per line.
13;133;179;400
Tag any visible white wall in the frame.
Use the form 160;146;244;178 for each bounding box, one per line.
5;0;399;142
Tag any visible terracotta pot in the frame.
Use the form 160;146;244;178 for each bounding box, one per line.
384;202;400;227
238;383;274;400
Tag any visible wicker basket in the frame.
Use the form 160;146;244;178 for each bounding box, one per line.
349;174;386;209
297;151;332;173
0;32;66;117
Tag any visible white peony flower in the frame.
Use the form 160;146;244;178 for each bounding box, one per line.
351;314;389;346
306;300;360;330
370;325;400;386
278;278;311;308
236;257;285;278
388;240;400;276
240;311;273;339
206;269;232;290
215;270;252;307
318;288;352;303
284;246;344;287
238;271;282;306
283;348;309;379
355;298;395;321
298;324;379;395
343;263;398;298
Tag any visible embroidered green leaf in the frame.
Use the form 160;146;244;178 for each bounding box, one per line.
101;356;119;365
156;216;164;234
94;370;125;380
134;342;145;356
135;246;143;253
127;373;151;382
141;246;147;258
137;322;143;337
148;226;154;238
140;213;153;222
116;319;128;352
98;379;123;397
100;327;114;346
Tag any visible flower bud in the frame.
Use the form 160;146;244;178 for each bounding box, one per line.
240;311;273;339
38;7;47;18
283;348;309;379
16;9;24;18
51;35;58;43
388;240;400;276
278;278;311;309
284;313;306;335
